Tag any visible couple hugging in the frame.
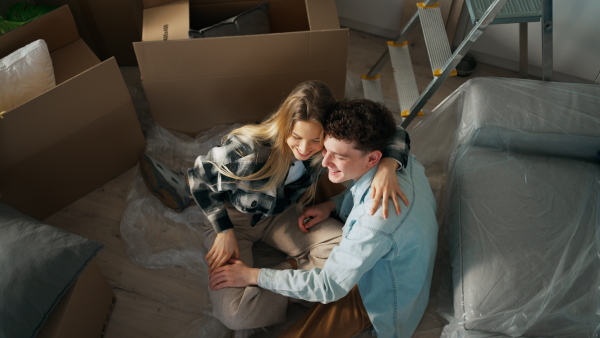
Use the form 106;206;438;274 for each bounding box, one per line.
140;81;437;338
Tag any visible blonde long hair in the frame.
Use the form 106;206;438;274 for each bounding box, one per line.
216;80;335;207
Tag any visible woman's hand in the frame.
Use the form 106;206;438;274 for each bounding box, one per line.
209;259;260;290
298;200;336;233
205;229;239;272
371;157;409;218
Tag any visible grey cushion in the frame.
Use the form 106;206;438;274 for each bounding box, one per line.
0;203;104;338
189;2;270;39
448;144;599;336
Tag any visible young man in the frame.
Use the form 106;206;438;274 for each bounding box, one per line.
209;99;438;337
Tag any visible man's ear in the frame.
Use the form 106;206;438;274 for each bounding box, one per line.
367;150;383;168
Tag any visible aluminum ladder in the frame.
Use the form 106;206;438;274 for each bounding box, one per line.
362;0;552;128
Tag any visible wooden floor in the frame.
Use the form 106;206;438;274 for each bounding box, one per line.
43;29;525;338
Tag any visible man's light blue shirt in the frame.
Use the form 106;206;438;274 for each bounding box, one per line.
258;155;438;337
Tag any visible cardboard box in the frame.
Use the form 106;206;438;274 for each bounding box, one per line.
37;261;116;338
134;0;348;136
0;5;146;220
36;0;144;66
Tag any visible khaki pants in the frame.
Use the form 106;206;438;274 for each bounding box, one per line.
203;202;343;330
279;286;372;338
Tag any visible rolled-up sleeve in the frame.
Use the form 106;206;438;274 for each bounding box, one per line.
382;125;411;170
258;223;393;303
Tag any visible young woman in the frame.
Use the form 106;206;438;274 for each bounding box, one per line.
139;80;411;332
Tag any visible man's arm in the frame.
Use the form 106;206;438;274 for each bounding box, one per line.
297;200;336;233
210;218;393;304
259;224;392;303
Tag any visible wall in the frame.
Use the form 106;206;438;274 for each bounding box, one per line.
336;0;600;83
336;0;404;39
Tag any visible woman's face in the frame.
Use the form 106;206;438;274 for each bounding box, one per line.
286;120;323;161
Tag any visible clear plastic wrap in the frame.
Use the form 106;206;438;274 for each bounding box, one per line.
120;122;241;274
118;120;245;337
408;78;600;337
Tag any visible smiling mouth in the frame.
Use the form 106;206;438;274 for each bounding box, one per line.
328;169;341;173
295;148;313;156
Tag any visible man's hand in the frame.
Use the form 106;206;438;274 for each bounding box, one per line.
370;157;409;218
297;200;336;233
205;229;239;273
209;259;260;290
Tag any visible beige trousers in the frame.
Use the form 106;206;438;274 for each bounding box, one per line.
203;202;343;330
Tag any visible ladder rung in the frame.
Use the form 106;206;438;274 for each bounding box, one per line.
387;41;420;115
360;75;385;104
418;3;456;77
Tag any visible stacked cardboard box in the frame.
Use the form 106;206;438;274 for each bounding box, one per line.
135;0;348;136
0;5;146;220
0;6;144;337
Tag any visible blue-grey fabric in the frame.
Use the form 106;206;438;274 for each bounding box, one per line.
259;155;438;337
448;143;600;336
189;2;270;39
0;203;104;338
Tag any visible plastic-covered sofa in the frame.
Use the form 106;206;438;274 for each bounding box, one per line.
409;78;600;337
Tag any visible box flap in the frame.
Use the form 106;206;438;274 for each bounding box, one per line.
0;5;79;58
142;66;346;135
0;99;145;220
37;261;115;338
268;0;310;33
304;0;340;30
0;58;132;172
135;29;348;80
51;39;101;85
142;0;189;41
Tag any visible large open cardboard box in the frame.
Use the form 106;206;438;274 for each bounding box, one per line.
36;0;144;66
134;0;348;136
0;5;146;220
37;261;116;338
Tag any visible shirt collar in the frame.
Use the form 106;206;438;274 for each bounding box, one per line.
350;164;379;204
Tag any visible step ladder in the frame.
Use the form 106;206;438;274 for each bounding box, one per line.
361;0;544;128
465;0;551;79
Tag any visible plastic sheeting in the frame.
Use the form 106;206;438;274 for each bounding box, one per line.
119;122;245;337
408;78;600;337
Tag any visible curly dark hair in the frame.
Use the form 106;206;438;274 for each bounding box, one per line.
325;99;396;153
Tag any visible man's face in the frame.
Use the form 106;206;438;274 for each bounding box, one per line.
322;135;375;183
